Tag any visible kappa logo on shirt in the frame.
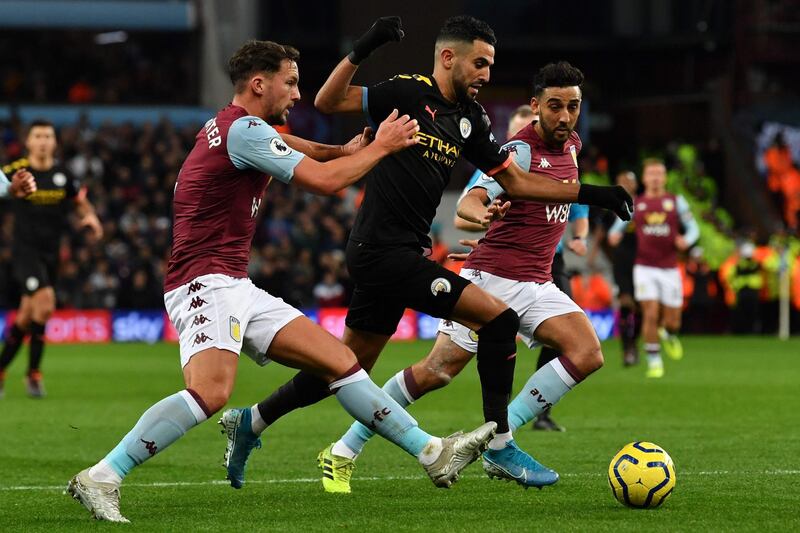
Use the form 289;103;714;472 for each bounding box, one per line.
538;158;552;169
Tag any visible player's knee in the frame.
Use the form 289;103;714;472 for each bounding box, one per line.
584;344;604;373
32;295;55;321
322;345;359;383
36;307;54;322
568;340;603;375
418;363;456;391
478;308;520;343
192;385;231;415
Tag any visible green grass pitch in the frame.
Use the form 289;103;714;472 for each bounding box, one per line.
1;336;799;531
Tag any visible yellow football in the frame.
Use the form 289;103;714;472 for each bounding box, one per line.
608;441;676;508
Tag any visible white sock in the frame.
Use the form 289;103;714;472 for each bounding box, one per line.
417;437;443;466
645;343;662;367
488;431;513;451
250;405;267;434
331;439;358;460
88;459;122;486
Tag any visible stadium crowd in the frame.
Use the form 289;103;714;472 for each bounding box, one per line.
0;31;196;104
0;116;356;311
1;117;799;332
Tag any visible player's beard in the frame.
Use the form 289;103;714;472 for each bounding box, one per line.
268;107;289;126
539;119;571;147
451;70;476;105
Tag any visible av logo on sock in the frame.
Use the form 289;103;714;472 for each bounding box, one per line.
368;407;392;429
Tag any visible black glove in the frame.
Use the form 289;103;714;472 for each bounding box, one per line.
348;16;404;65
577;184;634;221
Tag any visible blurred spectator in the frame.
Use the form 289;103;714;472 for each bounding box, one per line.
729;242;763;334
683;247;727;333
313;271;346;308
763;132;800;230
0;31;197;104
0;118;358;312
118;268;162;309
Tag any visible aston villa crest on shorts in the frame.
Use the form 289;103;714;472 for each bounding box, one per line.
229;316;241;342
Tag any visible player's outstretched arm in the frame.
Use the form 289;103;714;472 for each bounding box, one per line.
292;109;418;195
456;188;510;229
315;16;403;114
453;214;488;232
494;161;633;220
282;127;373;162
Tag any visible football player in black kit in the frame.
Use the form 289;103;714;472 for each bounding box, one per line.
220;15;633;490
0;120;102;398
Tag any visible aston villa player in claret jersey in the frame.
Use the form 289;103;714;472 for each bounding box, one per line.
67;40;498;523
609;158;699;378
224;16;633;493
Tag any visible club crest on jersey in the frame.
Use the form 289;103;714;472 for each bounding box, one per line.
459;117;472;139
569;145;578;167
662;198;675;211
25;276;39;292
645;212;667;225
229;316;241;342
431;277;452;296
269;137;291;156
53;172;67;186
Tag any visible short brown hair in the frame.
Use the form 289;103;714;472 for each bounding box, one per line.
510;105;534;121
642;157;666;170
26;118;56;139
228;40;300;91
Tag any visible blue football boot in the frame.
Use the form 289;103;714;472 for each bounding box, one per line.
482;440;559;489
219;408;262;489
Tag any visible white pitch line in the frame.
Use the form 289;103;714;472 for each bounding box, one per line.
2;470;799;492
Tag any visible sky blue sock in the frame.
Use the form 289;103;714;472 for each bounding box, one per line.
332;369;430;457
104;390;207;478
507;359;575;431
340;371;413;456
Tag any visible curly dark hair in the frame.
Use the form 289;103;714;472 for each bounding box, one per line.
533;61;584;96
436;15;496;46
228;40;300;91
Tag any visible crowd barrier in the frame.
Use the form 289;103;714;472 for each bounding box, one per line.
0;308;616;344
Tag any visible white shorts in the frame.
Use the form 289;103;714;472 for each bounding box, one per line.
633;265;683;308
438;269;584;352
164;273;303;368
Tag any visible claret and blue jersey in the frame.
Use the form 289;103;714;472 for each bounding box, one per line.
463;122;587;282
165;104;305;292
